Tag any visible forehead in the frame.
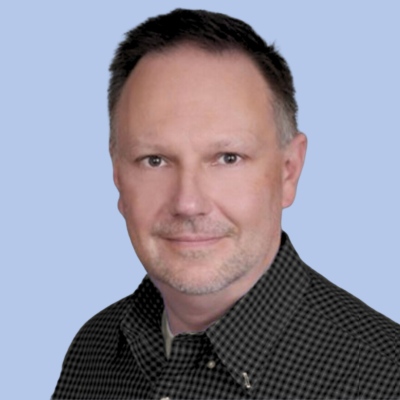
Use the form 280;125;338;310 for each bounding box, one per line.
116;45;277;149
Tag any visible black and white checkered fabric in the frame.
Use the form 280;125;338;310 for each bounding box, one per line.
52;231;400;399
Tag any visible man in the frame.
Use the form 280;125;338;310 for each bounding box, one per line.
52;8;399;400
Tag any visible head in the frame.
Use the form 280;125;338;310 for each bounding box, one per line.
109;9;307;296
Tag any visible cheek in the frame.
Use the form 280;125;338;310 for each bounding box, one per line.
120;177;164;234
216;172;280;227
118;164;282;234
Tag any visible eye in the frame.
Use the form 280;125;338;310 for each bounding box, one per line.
217;153;242;165
140;155;166;168
138;153;242;168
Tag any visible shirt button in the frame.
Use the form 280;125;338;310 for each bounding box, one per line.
207;360;216;369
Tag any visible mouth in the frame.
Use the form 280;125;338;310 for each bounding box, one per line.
163;236;224;248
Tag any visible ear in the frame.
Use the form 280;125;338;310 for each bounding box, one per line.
281;133;308;209
112;160;121;192
112;160;126;218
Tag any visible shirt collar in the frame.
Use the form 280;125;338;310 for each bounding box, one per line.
120;230;309;392
205;230;310;390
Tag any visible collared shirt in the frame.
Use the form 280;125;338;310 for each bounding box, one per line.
52;231;400;399
160;244;279;360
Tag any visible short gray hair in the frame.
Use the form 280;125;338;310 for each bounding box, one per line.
108;8;299;159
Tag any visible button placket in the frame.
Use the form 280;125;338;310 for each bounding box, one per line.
206;360;216;369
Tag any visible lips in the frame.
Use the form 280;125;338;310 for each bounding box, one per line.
165;236;222;242
163;236;224;247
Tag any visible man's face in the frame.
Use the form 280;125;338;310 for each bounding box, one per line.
113;46;300;296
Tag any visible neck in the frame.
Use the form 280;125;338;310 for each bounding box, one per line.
151;234;281;336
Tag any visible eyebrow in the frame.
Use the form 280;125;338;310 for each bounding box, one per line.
126;138;255;153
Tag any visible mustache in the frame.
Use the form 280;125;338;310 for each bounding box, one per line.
152;219;235;237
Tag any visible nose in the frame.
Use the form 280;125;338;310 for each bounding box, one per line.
169;168;213;218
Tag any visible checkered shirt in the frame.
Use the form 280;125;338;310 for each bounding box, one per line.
52;230;400;399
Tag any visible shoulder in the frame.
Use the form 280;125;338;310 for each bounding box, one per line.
52;293;139;399
77;293;133;333
300;261;400;364
61;294;134;366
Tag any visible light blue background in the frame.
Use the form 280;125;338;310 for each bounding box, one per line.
1;1;399;399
